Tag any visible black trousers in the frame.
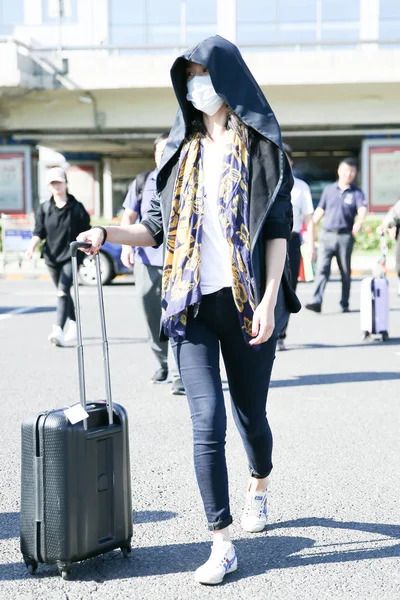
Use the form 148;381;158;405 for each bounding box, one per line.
136;263;168;369
47;261;76;328
279;232;301;340
311;230;354;309
171;288;277;531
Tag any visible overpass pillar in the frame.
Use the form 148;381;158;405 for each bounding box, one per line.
102;158;113;219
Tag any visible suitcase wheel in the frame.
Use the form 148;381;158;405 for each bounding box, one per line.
24;559;38;576
59;567;72;580
381;331;389;342
121;542;132;559
57;561;72;580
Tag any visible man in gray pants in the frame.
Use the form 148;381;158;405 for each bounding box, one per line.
120;132;185;395
306;157;367;313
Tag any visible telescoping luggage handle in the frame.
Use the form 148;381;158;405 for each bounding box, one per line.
70;241;113;427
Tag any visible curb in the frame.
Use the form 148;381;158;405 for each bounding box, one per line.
350;269;397;278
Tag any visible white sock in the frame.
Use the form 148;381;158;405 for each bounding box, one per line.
213;530;231;545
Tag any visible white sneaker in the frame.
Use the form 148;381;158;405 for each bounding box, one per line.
241;487;268;533
64;320;77;343
194;540;237;585
48;325;65;347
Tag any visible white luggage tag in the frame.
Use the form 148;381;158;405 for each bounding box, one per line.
64;403;89;425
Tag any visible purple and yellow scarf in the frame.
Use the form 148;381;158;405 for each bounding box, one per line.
161;130;256;343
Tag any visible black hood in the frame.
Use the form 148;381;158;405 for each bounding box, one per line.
160;35;282;176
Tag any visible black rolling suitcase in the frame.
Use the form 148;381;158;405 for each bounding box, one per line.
20;242;132;579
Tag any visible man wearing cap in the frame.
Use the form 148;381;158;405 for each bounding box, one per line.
306;157;367;314
26;167;90;346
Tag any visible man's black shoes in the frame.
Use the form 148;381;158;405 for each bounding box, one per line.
151;368;169;384
305;303;322;313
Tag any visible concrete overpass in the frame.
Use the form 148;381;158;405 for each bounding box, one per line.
1;36;400;216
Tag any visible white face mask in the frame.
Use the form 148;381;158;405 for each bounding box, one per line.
186;75;224;116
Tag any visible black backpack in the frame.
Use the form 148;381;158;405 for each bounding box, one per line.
135;171;151;204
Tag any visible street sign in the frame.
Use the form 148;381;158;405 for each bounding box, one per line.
1;214;34;267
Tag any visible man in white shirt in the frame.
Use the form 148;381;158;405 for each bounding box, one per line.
277;144;315;351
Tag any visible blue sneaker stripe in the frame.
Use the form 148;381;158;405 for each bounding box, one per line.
224;555;236;572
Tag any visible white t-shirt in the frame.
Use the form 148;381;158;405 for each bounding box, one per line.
200;141;232;295
291;176;314;233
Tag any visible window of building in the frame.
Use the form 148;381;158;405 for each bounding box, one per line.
320;0;360;22
42;0;77;23
185;0;217;45
109;0;146;25
237;0;317;46
187;0;217;25
320;0;360;43
379;0;400;42
110;0;181;45
109;0;217;48
0;0;24;34
236;0;361;48
109;0;146;45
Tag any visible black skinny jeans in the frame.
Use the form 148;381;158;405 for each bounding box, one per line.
47;260;76;329
171;288;277;531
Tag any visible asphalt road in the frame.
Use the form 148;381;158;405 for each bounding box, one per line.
0;275;399;600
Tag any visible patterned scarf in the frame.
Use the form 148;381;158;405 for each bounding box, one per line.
161;130;256;343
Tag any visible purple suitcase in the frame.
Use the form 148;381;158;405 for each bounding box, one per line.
360;276;389;341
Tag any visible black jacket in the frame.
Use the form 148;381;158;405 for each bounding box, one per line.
33;194;90;266
142;35;301;315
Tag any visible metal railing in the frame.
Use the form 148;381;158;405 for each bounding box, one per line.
1;36;400;55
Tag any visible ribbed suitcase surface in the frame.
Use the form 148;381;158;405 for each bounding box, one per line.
20;404;132;577
20;244;133;579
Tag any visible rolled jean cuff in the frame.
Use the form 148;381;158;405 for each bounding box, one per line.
208;515;233;532
250;466;272;479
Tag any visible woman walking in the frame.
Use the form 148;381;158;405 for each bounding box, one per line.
27;167;90;346
77;36;300;584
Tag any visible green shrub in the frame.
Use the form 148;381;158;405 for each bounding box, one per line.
354;219;395;252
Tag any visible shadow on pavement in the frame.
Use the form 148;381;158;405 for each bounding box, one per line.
271;371;400;387
133;510;178;524
290;338;400;350
0;512;19;539
73;337;148;345
0;306;55;315
268;516;400;539
306;308;400;316
2;517;399;582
